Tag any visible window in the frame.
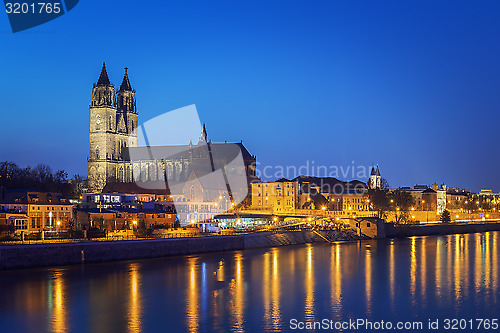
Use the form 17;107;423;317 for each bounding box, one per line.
366;222;371;227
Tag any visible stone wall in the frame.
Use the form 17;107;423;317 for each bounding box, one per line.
0;230;325;270
385;222;500;237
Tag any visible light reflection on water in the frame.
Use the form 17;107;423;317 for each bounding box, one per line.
0;231;498;333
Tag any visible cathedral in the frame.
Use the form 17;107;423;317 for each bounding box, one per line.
88;63;257;193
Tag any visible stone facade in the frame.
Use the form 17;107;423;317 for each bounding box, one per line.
88;64;137;192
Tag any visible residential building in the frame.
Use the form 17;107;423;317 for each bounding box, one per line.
251;179;299;213
0;191;74;233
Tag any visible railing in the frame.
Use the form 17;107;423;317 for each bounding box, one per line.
0;227;274;246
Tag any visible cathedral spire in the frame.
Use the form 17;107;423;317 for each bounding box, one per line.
92;62;114;107
116;67;137;114
96;62;111;86
199;123;207;143
119;67;133;92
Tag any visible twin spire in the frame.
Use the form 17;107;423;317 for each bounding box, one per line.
93;62;136;111
96;62;133;92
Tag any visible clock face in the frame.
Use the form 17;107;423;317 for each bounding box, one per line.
96;119;101;124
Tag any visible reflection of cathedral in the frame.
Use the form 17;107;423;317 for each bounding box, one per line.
88;64;257;193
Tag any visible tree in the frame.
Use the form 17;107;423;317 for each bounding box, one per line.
0;161;85;199
368;189;390;219
390;189;414;224
440;209;451;223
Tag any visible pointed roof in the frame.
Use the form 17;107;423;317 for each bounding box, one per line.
370;166;377;176
119;67;133;91
96;62;111;86
376;165;381;176
202;123;207;139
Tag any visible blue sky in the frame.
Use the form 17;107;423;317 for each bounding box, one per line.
1;0;500;192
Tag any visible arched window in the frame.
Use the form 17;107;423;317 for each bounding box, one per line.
133;165;140;182
118;167;124;182
95;146;100;159
190;185;196;200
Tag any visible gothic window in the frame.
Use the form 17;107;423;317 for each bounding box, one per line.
96;116;101;131
150;164;157;181
133;165;140;182
109;116;113;130
190;186;195;200
118;167;124;182
96;146;100;159
141;164;148;181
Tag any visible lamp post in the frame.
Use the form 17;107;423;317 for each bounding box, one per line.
422;200;428;222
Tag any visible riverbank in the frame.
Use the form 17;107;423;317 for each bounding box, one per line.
0;229;359;270
385;221;500;237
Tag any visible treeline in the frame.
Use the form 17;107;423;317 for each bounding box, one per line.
0;161;86;199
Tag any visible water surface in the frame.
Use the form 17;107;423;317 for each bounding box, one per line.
0;232;498;332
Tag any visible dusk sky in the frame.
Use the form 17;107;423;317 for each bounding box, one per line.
1;0;500;192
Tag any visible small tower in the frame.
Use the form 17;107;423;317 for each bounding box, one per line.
88;63;118;192
199;123;207;144
369;165;382;189
116;67;138;147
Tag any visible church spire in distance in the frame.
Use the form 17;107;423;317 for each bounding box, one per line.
96;62;111;86
92;62;114;107
199;123;207;143
119;67;133;92
116;67;137;114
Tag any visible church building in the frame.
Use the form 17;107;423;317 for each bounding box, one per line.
88;63;257;193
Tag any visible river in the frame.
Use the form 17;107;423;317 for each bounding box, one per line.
0;232;498;332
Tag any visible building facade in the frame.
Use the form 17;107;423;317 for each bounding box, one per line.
251;180;299;213
0;191;74;233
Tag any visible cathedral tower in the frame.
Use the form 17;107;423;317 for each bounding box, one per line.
368;165;381;190
116;67;138;147
88;63;137;192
